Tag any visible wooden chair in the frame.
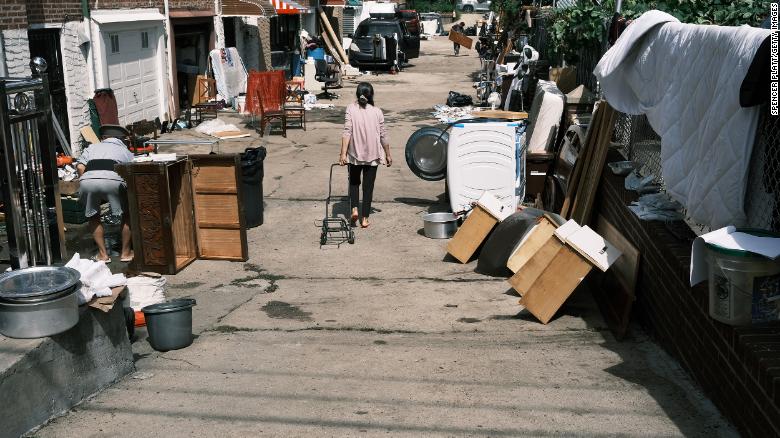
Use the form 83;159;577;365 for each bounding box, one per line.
253;85;286;138
285;78;306;131
249;71;288;137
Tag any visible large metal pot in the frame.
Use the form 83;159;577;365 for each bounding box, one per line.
0;267;81;339
422;212;459;239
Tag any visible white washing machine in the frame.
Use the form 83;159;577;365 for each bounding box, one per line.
447;121;525;214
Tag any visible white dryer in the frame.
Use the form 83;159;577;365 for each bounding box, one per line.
447;121;525;214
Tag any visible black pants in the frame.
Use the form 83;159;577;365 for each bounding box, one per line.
348;164;378;218
453;43;460;55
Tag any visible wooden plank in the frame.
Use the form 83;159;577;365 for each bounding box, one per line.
507;234;563;294
446;205;498;264
595;215;640;294
318;7;349;64
194;193;240;225
496;38;511;65
592;215;640;340
506;216;558;273
80;125;100;144
448;31;473;50
472;110;528;120
197;228;245;260
560;103;603;218
519;246;592;324
571;104;617;225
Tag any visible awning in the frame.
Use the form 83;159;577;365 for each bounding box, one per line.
323;0;347;6
92;9;166;24
273;0;310;15
222;0;278;18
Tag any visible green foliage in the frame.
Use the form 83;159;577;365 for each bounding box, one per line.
527;0;771;66
547;1;610;65
620;0;771;26
412;0;457;13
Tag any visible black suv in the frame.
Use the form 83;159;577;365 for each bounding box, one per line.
348;18;421;70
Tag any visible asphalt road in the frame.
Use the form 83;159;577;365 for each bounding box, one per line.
32;33;737;438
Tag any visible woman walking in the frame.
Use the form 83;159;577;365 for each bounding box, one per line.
339;82;392;228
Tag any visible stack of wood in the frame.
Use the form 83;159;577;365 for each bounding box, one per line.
317;7;349;70
559;101;618;225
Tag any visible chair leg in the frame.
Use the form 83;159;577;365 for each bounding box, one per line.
260;117;266;137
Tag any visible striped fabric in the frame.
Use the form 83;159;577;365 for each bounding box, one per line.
272;0;308;14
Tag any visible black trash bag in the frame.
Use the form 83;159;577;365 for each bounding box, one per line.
240;146;267;228
475;207;565;277
447;91;473;107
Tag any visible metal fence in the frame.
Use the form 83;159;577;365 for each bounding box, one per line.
613;107;779;233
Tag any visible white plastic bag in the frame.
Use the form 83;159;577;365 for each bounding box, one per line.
126;275;167;310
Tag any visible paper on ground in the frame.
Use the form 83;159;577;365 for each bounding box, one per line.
690;226;780;286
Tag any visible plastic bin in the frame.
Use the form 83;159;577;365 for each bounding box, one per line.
240;146;267;228
142;298;197;351
706;229;780;326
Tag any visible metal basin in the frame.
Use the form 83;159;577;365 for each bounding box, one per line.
0;266;82;338
423;212;458;239
0;286;79;338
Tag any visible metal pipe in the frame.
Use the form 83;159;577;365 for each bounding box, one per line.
22;119;45;264
28;118;52;264
616;0;623;13
12;121;36;265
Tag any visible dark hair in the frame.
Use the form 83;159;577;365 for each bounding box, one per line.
356;82;374;107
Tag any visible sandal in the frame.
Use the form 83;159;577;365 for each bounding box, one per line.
120;253;134;263
361;220;370;229
91;255;111;263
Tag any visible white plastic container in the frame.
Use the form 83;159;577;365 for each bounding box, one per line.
706;231;780;326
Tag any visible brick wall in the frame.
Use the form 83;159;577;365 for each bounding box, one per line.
26;0;82;25
169;0;215;11
258;16;271;70
87;0;164;11
0;0;28;30
594;150;780;437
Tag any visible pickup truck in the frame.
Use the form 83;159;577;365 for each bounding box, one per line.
348;18;420;70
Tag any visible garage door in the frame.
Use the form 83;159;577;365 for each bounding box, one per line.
106;28;160;125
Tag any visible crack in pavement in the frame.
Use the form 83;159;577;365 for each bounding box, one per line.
157;355;200;368
207;325;425;335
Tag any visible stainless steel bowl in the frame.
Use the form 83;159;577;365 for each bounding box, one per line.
0;267;82;338
0;286;79;338
423;212;459;239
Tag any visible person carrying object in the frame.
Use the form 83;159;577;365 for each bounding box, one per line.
451;22;465;56
76;137;135;263
339;82;392;229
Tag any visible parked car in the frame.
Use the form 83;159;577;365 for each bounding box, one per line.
456;0;491;13
348;18;421;69
398;10;421;35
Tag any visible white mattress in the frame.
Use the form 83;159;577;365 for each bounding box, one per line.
525;80;565;153
447;122;521;214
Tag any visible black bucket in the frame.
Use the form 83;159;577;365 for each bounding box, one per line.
142;298;197;351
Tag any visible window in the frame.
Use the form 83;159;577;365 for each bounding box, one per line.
141;31;149;49
110;34;119;53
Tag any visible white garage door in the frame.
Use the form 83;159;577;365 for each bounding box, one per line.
106;28;160;125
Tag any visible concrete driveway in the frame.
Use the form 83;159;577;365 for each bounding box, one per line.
33;33;737;438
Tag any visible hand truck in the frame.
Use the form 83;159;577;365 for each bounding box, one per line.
318;163;355;246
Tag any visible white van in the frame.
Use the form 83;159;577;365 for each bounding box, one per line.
456;0;491;13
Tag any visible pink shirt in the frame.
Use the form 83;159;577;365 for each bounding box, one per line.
342;102;389;163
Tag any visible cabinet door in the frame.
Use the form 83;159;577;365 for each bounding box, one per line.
190;154;248;261
117;162;176;273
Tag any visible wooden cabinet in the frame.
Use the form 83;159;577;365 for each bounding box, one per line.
117;155;248;274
